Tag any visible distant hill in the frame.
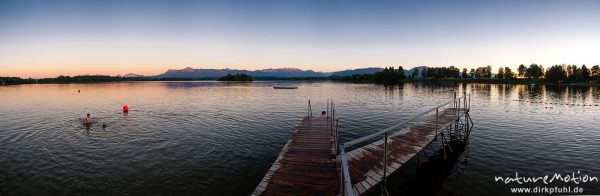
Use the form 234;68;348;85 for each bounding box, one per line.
329;68;384;77
154;67;324;78
122;73;145;78
156;67;249;78
138;66;433;79
251;68;325;77
405;66;428;77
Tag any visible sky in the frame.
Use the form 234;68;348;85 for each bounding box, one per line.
1;0;599;78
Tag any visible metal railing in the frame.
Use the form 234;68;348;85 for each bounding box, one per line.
327;99;340;156
337;92;471;196
339;146;354;196
343;93;470;149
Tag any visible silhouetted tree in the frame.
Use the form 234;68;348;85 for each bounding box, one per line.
591;65;600;80
504;67;514;79
525;64;543;80
373;66;405;83
497;67;505;79
217;73;253;81
518;64;527;78
581;64;590;82
544;65;567;82
469;68;477;78
566;65;575;82
411;68;420;78
462;68;468;78
473;66;492;78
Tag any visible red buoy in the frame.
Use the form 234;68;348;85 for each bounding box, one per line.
123;105;129;113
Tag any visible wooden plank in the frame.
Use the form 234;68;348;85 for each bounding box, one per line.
254;116;339;196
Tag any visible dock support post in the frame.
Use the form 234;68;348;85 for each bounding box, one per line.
442;132;446;160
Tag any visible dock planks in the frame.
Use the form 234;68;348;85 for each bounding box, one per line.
345;108;468;195
252;116;339;196
253;107;469;196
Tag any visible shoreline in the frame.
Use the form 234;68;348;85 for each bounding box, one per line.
0;76;600;87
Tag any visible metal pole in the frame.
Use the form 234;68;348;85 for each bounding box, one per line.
327;99;330;118
308;100;311;117
382;132;388;195
458;98;461;115
435;107;438;137
464;95;467;109
454;91;457;108
335;119;339;155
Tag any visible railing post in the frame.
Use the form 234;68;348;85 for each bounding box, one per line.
454;91;457;109
335;119;339;155
327;99;330;118
464;95;467;110
308;100;311;117
435;107;438;138
382;132;388;195
458;98;461;116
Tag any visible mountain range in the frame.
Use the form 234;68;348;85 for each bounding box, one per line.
127;67;394;78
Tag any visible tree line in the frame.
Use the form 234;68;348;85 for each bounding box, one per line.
337;64;600;84
0;75;215;85
1;75;125;85
217;73;253;81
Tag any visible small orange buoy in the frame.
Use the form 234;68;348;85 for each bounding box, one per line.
123;105;129;113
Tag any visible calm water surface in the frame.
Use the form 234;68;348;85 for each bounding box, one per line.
1;82;599;195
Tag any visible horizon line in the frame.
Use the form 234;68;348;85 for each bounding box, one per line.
5;63;600;79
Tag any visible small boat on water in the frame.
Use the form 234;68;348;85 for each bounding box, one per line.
273;86;298;89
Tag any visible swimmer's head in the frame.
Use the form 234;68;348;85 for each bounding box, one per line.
87;113;90;117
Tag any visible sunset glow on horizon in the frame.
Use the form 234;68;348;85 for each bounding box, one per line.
1;0;599;78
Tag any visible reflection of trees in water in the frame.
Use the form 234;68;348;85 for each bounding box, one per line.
543;85;594;104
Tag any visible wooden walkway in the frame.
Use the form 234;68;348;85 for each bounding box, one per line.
344;108;468;195
252;116;339;196
253;96;471;196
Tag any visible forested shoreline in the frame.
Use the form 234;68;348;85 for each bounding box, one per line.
2;64;599;86
335;64;600;85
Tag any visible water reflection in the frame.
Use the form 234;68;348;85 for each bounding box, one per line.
384;142;469;196
0;82;599;195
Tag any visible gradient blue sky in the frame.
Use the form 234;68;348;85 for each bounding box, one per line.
1;0;599;78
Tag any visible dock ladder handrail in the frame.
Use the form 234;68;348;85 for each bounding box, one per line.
328;99;337;155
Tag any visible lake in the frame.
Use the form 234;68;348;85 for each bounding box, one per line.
1;82;599;195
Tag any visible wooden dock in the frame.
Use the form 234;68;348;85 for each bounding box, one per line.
252;116;339;196
344;108;468;195
253;94;472;196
